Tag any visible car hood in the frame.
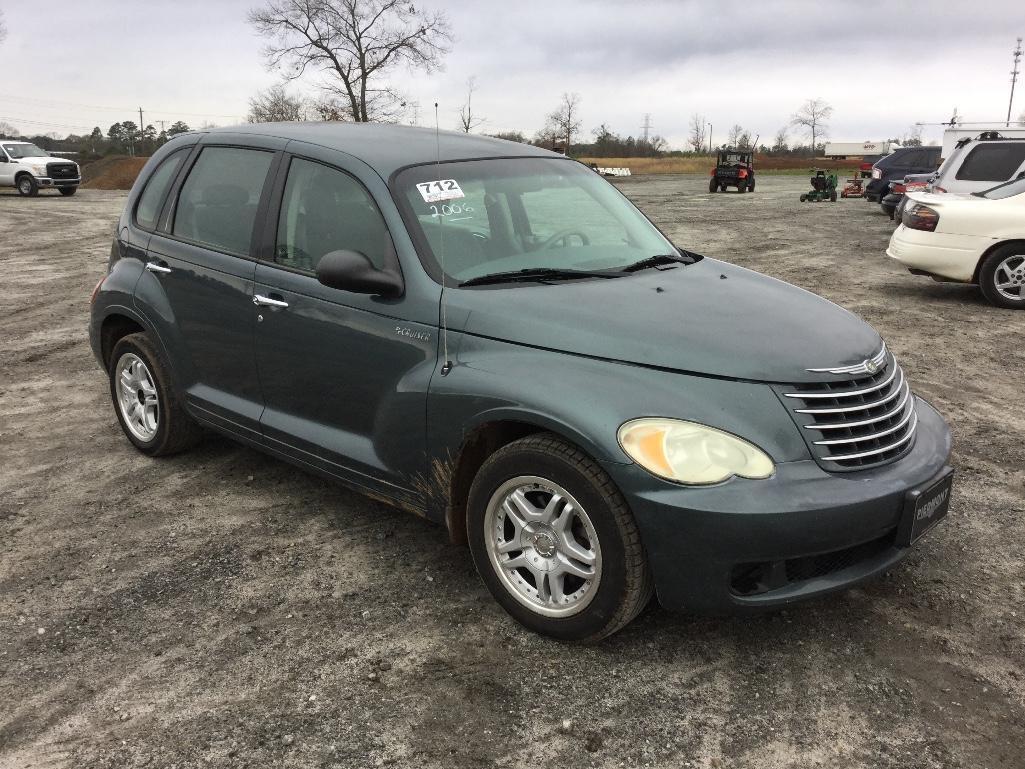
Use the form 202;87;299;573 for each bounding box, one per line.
447;257;883;384
14;154;66;163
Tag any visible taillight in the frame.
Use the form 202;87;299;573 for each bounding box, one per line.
905;182;928;192
860;162;873;171
871;168;882;179
738;169;748;179
933;186;947;193
710;169;716;176
892;183;906;194
90;276;105;304
903;204;940;232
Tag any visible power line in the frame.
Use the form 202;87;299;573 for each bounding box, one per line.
0;91;243;119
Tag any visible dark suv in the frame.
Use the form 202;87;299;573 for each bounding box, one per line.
89;124;953;641
865;146;942;202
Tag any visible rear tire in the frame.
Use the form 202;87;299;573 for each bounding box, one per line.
16;174;38;197
737;184;746;193
708;178;718;193
829;191;837;202
58;186;78;197
108;333;202;456
978;245;1025;310
467;434;654;642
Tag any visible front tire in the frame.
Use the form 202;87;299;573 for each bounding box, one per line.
978;246;1025;310
467;434;653;642
16;175;39;197
58;186;78;197
108;333;202;456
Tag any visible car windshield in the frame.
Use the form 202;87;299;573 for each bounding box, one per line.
395;157;678;284
2;143;48;159
976;175;1025;200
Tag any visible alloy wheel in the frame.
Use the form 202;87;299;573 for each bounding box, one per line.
993;254;1025;302
483;475;602;618
115;353;160;442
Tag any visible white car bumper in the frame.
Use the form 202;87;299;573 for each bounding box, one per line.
886;225;990;283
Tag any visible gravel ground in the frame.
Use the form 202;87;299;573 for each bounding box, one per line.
1;177;1022;769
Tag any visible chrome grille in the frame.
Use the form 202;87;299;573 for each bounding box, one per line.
46;162;78;180
778;351;919;470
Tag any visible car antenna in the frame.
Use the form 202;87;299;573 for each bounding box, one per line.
435;102;453;377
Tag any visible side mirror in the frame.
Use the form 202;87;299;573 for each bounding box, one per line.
315;249;402;298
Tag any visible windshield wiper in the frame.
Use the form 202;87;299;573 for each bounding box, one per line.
621;253;691;272
459;267;627;287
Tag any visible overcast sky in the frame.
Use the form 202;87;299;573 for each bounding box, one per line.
2;0;1024;147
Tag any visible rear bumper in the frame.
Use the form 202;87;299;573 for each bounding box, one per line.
604;398;952;614
886;226;986;282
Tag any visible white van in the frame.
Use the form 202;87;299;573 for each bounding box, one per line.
930;132;1025;195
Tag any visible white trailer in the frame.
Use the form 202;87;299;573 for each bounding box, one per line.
824;141;898;159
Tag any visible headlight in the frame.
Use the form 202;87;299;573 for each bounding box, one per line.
618;418;774;485
30;164;48;175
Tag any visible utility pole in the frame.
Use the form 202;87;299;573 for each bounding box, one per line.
158;120;166;134
641;113;652;143
1008;38;1023;127
708;122;712;153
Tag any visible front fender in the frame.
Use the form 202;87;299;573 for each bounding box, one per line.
426;332;811;512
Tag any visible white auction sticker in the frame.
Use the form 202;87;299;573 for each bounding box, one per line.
416;179;465;203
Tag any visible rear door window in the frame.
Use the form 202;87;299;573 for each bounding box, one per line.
172;147;274;256
274;157;390;272
955;144;1025;182
134;149;188;230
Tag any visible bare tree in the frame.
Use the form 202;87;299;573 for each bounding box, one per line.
248;84;307;122
901;124;923;147
727;124;745;147
546;92;582;150
0;9;7;44
458;76;485;133
248;0;452;123
0;120;18;139
790;98;833;156
771;126;788;154
688;113;707;153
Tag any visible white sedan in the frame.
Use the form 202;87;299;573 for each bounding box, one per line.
887;176;1025;309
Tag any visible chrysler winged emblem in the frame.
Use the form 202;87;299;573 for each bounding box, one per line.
807;344;887;376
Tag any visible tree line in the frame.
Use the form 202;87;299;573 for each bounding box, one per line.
0;120;195;158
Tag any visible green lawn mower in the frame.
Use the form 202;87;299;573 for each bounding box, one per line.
800;169;838;202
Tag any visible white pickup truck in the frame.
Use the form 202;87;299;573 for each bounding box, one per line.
0;141;80;196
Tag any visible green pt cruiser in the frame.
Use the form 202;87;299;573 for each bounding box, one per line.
89;124;954;641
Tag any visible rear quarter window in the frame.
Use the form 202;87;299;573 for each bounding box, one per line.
955;144;1025;182
134;149;188;230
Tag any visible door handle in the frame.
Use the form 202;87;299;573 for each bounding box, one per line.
145;262;172;275
253;294;289;308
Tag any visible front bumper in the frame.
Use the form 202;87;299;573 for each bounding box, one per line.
604;398;952;613
35;176;81;188
886;226;986;282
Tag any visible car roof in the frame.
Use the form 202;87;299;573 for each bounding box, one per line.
201;122;559;178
